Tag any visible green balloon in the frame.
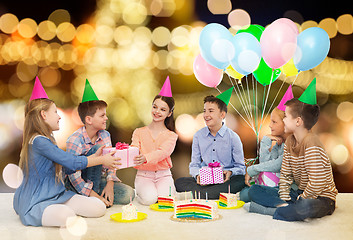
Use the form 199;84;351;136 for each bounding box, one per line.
253;58;281;86
237;25;265;41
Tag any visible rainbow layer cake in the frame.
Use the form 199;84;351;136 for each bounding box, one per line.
174;199;218;219
219;193;237;207
157;196;175;209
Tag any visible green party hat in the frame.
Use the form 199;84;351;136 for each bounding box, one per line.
298;78;317;105
216;88;233;105
82;79;99;103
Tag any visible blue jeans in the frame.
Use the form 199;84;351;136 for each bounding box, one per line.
248;184;336;221
239;186;250;202
248;185;296;207
65;145;135;205
98;176;135;205
81;146;103;193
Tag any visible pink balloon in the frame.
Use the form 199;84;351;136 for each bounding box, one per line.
193;54;223;88
272;18;299;35
260;20;298;69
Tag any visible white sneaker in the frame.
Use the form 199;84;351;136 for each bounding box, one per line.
243;202;251;212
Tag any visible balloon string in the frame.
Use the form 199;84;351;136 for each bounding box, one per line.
226;77;254;129
238;76;254;126
262;70;300;125
291;71;300;86
227;75;254;126
261;77;287;126
252;75;259;145
259;69;274;133
245;75;254;125
215;86;256;133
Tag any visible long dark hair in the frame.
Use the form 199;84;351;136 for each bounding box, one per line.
153;95;175;132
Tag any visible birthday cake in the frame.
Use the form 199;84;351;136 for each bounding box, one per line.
122;203;138;220
173;199;218;219
158;196;174;209
219;193;238;207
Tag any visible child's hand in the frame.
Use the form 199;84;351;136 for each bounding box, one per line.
99;195;112;207
223;170;232;182
103;151;121;170
196;175;202;185
245;172;251;187
90;190;112;207
134;154;146;165
267;135;284;145
94;145;105;157
101;180;114;207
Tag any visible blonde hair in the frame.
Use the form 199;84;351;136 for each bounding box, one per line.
272;107;285;120
20;98;63;183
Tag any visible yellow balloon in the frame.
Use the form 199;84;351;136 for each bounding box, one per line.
281;59;299;77
226;65;244;79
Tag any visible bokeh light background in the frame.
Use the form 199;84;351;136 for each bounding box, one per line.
0;0;353;194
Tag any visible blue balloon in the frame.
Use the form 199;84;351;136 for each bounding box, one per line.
230;32;262;76
199;23;233;70
293;27;330;71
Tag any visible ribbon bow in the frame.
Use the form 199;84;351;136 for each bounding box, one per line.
208;162;221;168
115;142;129;150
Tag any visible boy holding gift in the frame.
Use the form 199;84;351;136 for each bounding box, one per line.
65;79;135;207
248;79;338;221
175;88;246;199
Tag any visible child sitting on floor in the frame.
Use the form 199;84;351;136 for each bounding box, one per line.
240;107;291;204
175;89;246;199
65;79;134;207
131;77;178;205
240;86;294;205
14;78;120;227
247;79;338;221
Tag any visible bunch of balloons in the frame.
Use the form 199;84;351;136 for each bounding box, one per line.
193;18;330;87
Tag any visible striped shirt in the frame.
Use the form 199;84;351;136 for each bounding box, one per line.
279;133;338;201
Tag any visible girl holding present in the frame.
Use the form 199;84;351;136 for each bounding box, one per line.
13;78;120;227
132;77;178;205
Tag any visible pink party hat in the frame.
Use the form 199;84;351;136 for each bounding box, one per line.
29;76;49;100
159;76;172;97
277;85;294;111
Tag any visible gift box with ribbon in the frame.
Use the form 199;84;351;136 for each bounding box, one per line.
102;142;139;169
199;162;224;185
255;172;280;187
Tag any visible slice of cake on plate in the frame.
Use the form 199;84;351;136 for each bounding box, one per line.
157;196;175;209
122;203;138;220
219;193;238;207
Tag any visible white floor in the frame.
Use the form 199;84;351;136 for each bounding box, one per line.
1;193;352;240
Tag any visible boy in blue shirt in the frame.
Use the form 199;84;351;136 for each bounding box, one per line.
175;89;246;199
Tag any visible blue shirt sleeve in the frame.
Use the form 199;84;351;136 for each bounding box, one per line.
32;136;88;172
189;133;202;178
247;136;284;177
228;132;246;176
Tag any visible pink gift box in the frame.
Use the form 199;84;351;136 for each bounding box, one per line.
255;172;280;187
102;143;139;169
199;163;224;185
